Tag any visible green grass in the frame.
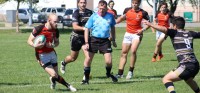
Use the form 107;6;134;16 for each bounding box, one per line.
0;27;200;93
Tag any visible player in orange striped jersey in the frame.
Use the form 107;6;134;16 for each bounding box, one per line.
151;2;173;62
115;0;150;79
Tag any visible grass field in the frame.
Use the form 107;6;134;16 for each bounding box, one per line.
0;27;200;93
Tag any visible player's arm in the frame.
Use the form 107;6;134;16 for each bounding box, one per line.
72;22;86;31
116;15;125;24
143;20;168;34
110;26;117;47
27;33;35;47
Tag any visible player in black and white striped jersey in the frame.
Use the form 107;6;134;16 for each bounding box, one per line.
143;16;200;93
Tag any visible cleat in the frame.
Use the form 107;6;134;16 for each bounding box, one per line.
60;61;66;74
68;85;77;92
151;57;156;62
81;80;89;85
110;74;118;82
157;54;163;61
126;71;133;80
115;74;124;78
49;77;56;89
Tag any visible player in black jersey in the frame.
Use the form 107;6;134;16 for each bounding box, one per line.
143;16;200;93
60;0;93;74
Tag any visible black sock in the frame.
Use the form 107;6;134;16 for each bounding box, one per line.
52;75;70;88
129;67;134;72
84;67;91;81
106;66;112;76
62;60;66;65
164;82;176;93
118;69;124;75
153;53;157;58
194;87;200;93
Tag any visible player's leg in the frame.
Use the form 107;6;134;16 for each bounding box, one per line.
116;32;132;78
60;34;83;74
126;35;141;79
103;52;118;82
157;33;166;61
152;31;162;62
82;52;95;84
185;78;200;93
162;71;181;93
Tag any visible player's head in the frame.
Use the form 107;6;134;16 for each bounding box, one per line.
172;16;185;29
131;0;141;10
108;0;115;9
98;0;108;16
47;13;58;30
159;2;168;13
78;0;87;10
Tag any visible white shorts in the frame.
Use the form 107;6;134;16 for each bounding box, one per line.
122;32;141;44
39;51;57;65
156;30;165;40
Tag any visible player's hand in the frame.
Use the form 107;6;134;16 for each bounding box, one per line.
137;29;143;35
112;41;117;48
142;20;151;26
46;42;55;48
83;43;89;51
34;41;45;49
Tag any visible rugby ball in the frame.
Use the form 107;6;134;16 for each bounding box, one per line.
33;35;46;47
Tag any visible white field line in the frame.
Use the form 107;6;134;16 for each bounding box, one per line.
0;78;160;88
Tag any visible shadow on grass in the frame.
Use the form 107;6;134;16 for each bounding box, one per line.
20;28;73;35
134;75;164;80
57;88;100;92
0;82;31;86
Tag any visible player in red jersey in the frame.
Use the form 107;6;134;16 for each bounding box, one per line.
151;2;173;62
107;0;117;19
115;0;150;79
27;14;76;92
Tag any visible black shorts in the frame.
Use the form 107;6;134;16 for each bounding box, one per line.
173;62;199;80
70;32;85;51
89;37;112;54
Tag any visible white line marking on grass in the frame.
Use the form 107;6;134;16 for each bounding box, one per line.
0;78;162;89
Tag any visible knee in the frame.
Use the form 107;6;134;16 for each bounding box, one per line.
51;73;58;78
121;52;128;57
162;76;170;84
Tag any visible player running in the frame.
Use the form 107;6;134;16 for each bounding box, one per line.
143;16;200;93
115;0;150;79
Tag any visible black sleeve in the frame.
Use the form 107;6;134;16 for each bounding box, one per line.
190;31;200;38
142;10;150;21
123;7;131;15
72;10;79;23
32;25;44;37
166;29;177;38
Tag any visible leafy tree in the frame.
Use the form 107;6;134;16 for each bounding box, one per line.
146;0;199;15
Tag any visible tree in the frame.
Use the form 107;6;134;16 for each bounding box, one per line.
146;0;199;15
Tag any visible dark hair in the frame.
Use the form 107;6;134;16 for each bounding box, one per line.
159;2;168;8
172;16;185;29
98;0;107;7
108;0;114;5
132;0;141;4
77;0;86;3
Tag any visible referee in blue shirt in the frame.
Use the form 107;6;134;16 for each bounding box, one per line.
82;0;117;84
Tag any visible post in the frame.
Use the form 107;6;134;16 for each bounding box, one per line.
153;0;158;21
28;0;32;26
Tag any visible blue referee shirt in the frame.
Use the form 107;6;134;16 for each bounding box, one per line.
85;12;116;38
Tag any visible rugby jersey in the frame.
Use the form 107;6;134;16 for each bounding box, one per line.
156;12;172;28
32;25;59;53
72;8;93;35
167;29;200;63
123;7;149;34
